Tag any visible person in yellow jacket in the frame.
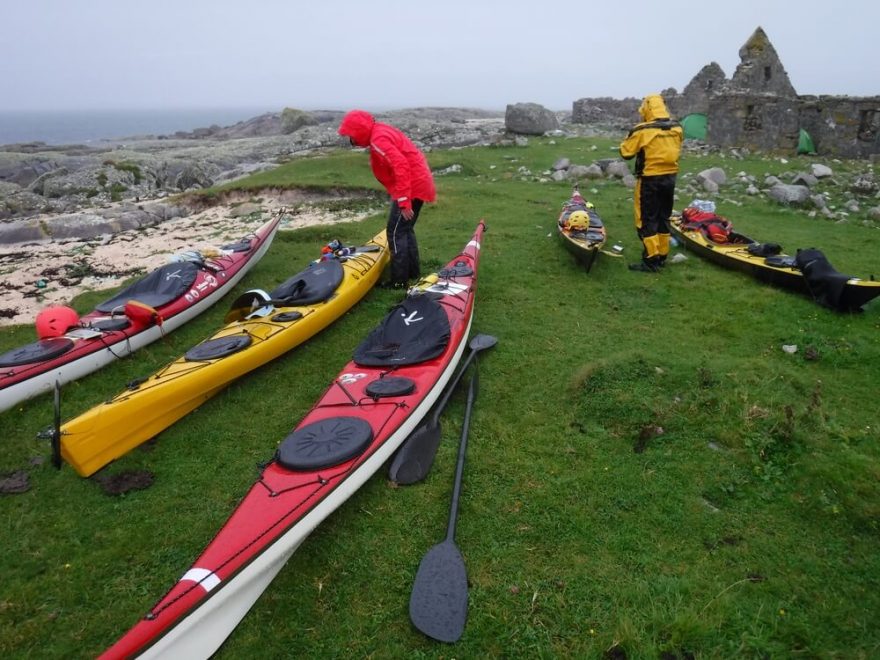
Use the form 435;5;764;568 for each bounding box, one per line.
620;94;683;272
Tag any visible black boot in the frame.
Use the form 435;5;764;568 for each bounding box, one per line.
628;261;659;273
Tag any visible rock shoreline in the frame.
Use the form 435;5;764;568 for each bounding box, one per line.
0;108;511;228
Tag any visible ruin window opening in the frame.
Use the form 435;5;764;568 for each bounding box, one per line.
764;66;772;81
743;104;762;131
857;109;878;142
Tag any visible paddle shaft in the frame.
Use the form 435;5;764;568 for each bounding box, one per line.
428;339;482;427
445;369;477;541
52;380;61;469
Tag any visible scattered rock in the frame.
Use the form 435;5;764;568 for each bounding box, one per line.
811;163;833;178
767;183;811;206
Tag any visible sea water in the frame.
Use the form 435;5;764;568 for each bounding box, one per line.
0;107;274;146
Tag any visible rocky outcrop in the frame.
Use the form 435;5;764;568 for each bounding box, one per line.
0;201;187;243
0;108;510;224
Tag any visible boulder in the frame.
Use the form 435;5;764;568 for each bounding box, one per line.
811;163;833;178
700;179;720;193
552;157;570;171
0;218;48;243
605;161;631;178
697;167;727;186
767;183;811;206
229;202;262;218
792;172;818;188
280;108;318;134
850;174;877;196
504;103;559;135
567;164;603;180
43;213;116;240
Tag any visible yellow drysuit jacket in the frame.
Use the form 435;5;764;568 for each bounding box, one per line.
619;95;683;177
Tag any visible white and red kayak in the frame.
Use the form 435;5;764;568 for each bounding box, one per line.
101;220;486;659
0;214;282;413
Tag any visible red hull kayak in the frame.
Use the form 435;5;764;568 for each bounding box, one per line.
0;214;282;412
102;220;486;659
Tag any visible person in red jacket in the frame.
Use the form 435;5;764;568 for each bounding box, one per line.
338;110;436;288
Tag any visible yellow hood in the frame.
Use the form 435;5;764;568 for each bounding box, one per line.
639;95;670;122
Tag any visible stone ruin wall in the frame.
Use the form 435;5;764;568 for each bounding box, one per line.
705;93;801;152
574;90;880;160
571;97;640;127
571;28;880;159
697;93;880;158
797;96;880;159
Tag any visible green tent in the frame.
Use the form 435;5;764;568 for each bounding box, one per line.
681;113;708;140
797;128;816;154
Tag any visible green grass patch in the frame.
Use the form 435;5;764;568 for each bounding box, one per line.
1;138;879;657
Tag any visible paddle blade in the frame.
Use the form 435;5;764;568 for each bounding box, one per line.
409;539;468;643
388;423;442;484
469;333;498;352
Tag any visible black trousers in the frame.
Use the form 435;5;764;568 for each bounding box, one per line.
387;198;424;285
635;174;676;265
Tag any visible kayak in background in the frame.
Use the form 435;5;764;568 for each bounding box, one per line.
557;187;607;272
60;231;389;477
670;206;880;312
100;220;486;659
0;214;282;413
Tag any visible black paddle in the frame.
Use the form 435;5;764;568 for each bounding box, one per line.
409;369;479;643
51;380;62;469
388;333;497;484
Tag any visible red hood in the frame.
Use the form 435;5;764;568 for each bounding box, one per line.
338;110;374;147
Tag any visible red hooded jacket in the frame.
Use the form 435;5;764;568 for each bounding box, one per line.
338;110;436;210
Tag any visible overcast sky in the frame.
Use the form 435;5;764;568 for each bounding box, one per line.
3;0;878;113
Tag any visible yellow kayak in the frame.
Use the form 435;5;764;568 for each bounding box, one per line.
61;231;388;477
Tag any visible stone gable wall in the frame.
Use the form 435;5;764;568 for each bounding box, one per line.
571;27;879;158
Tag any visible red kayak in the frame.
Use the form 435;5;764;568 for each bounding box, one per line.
101;220;486;659
0;214;282;412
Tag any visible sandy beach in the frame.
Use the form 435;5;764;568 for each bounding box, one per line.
0;197;376;328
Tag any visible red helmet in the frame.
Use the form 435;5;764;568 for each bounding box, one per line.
35;305;80;339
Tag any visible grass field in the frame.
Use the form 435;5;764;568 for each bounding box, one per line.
1;136;879;658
